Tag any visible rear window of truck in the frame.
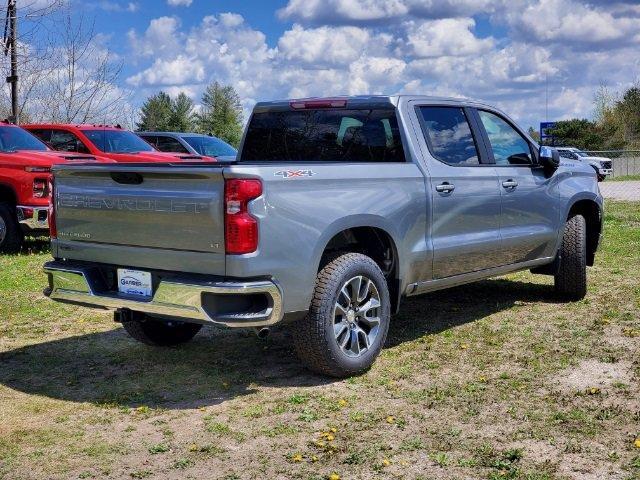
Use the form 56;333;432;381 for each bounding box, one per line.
240;109;406;163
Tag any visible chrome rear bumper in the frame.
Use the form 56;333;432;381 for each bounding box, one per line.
44;261;283;328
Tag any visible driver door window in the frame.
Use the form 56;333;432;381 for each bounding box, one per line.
478;111;532;166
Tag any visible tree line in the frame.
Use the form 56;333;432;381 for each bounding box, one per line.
544;84;640;151
136;82;244;147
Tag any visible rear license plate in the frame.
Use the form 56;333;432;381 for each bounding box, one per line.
117;269;152;297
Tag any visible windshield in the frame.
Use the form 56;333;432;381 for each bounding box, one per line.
183;136;237;157
240;108;406;163
0;126;48;152
575;151;588;157
81;129;154;153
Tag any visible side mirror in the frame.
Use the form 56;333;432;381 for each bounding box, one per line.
539;146;560;175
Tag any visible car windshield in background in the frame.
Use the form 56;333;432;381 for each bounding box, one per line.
82;129;155;153
576;151;588;157
184;136;237;157
240;108;406;162
0;126;48;152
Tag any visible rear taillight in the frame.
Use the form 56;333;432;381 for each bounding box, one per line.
49;179;57;239
224;179;262;254
33;178;48;198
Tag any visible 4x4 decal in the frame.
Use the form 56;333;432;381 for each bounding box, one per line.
274;169;316;178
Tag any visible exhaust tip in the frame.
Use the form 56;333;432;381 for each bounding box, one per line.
256;327;270;339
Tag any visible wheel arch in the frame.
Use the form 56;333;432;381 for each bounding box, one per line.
314;217;403;313
0;182;17;204
565;196;603;267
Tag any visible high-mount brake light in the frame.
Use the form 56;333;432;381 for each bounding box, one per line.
224;179;262;254
290;99;347;109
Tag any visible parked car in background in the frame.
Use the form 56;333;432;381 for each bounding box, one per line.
0;122;113;252
23;124;213;163
44;96;603;377
137;132;237;161
556;147;612;181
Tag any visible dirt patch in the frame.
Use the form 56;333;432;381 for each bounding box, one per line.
553;359;634;394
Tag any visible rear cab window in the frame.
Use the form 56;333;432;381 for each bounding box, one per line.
239;108;406;163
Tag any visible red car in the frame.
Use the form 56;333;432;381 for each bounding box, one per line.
0;122;114;252
23;124;215;163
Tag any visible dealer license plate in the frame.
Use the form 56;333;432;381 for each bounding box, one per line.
117;269;152;297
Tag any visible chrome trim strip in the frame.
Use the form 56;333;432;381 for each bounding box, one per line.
17;206;49;230
44;262;283;328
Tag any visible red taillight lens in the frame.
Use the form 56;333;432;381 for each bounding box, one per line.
224;179;262;254
49;179;57;239
33;178;48;198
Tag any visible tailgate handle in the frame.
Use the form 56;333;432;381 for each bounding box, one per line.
110;172;143;185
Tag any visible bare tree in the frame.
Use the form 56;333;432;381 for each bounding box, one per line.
0;2;129;124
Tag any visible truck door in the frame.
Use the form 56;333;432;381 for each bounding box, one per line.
473;109;559;264
413;104;503;279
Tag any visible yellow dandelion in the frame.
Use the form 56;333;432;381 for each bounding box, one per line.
479;376;487;382
386;415;395;424
328;474;340;480
382;458;391;467
198;406;206;412
460;343;469;350
330;427;337;433
188;443;199;452
291;453;303;463
326;434;335;441
588;387;601;395
337;399;348;407
315;440;326;448
634;438;640;448
311;455;319;462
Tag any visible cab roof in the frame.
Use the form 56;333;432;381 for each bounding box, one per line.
23;123;124;130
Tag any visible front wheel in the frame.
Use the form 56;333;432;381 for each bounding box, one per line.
554;214;587;300
122;314;202;346
293;253;391;378
0;202;24;253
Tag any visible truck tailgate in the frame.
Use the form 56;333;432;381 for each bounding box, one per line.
53;164;226;274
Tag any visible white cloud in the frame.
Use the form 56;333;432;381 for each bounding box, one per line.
406;18;494;58
278;25;388;66
167;0;193;6
125;1;640;130
278;0;497;24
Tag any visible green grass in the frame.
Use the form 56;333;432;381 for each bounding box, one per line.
0;202;639;479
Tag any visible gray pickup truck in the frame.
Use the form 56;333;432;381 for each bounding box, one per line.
44;96;603;377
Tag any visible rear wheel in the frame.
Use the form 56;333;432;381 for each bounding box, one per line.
122;314;202;346
597;173;606;182
0;202;23;253
293;253;391;378
554;214;587;300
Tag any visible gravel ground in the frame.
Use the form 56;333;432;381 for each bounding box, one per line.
600;181;640;201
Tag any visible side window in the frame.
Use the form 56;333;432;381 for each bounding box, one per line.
50;130;90;153
418;106;480;166
559;151;577;160
29;129;51;143
140;135;157;148
478;111;532;166
155;136;189;153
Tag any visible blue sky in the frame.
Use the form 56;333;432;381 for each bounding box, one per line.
20;0;640;129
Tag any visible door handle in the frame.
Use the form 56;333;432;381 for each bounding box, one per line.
435;182;455;193
502;179;518;189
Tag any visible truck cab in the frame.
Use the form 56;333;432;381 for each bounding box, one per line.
23;124;215;163
0;122;114;252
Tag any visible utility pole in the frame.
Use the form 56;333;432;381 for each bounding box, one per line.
4;0;18;124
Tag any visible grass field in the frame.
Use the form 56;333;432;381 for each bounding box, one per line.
1;202;639;480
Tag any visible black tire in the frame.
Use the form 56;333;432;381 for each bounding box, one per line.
293;253;391;378
0;201;23;253
554;214;587;300
122;314;202;346
597;174;606;182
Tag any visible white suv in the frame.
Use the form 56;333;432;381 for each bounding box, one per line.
556;147;613;181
